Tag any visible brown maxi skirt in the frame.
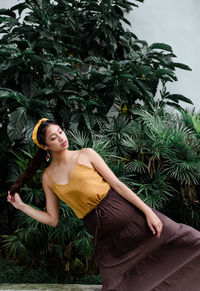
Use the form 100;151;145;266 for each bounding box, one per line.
83;188;200;291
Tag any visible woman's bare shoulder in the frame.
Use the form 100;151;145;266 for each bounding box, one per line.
42;162;55;183
81;147;96;155
43;161;54;173
79;147;97;158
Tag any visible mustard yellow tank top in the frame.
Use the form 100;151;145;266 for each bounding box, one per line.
45;150;111;219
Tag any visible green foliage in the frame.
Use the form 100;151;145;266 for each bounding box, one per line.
0;0;192;145
2;109;200;281
0;254;102;284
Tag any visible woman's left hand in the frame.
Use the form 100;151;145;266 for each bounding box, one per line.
145;210;163;238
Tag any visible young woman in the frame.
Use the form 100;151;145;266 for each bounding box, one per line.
8;118;200;291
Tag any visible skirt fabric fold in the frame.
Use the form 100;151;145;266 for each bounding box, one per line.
83;188;200;291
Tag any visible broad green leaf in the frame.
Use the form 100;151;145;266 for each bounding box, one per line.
0;9;16;18
148;43;173;52
156;68;176;80
137;65;151;75
10;3;28;16
7;107;27;141
119;73;134;79
173;62;192;71
166;94;193;105
22;78;41;98
122;17;131;26
133;39;148;47
126;83;142;95
22;49;34;55
0;89;27;105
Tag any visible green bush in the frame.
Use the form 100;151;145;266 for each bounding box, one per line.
2;112;200;282
0;254;101;284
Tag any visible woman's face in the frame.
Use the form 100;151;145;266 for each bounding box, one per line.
44;124;68;152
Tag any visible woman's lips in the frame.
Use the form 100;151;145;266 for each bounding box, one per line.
61;141;67;147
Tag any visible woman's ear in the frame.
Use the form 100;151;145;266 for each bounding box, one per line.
40;145;49;151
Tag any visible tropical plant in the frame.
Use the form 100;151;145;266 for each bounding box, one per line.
2;108;200;279
0;0;192;139
0;253;102;284
102;108;200;225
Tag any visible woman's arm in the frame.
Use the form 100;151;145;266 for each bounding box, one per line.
7;172;59;227
85;148;163;238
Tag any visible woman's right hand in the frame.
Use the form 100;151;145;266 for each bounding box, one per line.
7;187;59;227
7;191;24;210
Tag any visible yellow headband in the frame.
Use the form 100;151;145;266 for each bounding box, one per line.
32;118;49;147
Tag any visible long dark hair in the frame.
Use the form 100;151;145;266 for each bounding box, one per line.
9;120;57;195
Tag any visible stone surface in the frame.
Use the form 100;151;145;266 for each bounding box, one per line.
0;284;102;291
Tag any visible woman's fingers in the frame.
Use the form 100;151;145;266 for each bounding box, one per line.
7;192;11;202
7;191;16;203
147;212;163;238
7;192;23;210
149;223;156;235
154;222;163;238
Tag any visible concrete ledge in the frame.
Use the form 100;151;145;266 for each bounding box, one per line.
0;284;102;291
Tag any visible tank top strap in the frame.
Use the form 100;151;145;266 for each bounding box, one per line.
44;169;54;185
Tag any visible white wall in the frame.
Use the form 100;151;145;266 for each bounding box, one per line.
125;0;200;110
0;0;18;9
0;0;199;109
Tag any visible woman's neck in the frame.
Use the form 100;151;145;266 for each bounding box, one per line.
51;149;72;165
